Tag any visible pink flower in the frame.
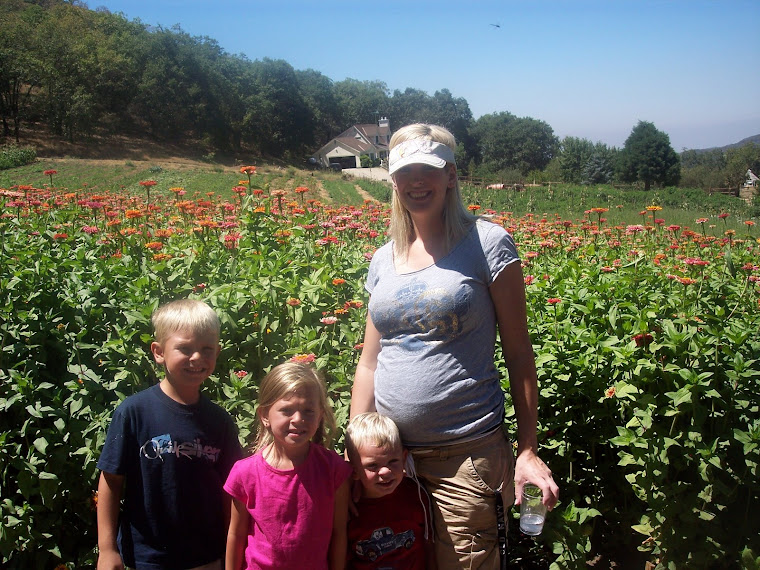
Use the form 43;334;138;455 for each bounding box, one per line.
320;316;338;325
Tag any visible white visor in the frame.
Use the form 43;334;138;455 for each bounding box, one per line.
388;140;456;176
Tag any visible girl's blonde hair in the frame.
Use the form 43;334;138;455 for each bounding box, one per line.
253;361;337;453
344;412;402;465
388;123;476;259
152;299;220;345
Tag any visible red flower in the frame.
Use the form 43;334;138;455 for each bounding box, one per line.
547;298;561;305
139;180;157;187
633;333;653;347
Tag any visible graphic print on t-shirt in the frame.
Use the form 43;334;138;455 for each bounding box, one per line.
140;433;221;462
380;277;471;350
354;526;415;562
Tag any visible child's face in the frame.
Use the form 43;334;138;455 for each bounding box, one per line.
353;443;407;499
260;387;323;454
151;328;220;394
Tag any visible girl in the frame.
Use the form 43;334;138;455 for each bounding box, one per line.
225;362;352;570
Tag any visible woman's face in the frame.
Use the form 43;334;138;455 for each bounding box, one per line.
392;163;456;221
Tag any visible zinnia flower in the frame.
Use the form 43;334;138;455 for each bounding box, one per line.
290;353;316;363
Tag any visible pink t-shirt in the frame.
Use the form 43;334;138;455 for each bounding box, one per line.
224;444;353;570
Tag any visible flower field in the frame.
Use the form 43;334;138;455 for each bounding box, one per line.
1;167;759;569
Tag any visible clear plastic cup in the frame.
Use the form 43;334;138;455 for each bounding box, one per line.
519;483;547;536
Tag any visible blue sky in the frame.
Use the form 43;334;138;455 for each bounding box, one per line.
90;0;759;151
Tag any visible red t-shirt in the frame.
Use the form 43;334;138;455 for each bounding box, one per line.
347;477;432;569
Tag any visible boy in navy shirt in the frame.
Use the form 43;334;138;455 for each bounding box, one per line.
97;299;242;570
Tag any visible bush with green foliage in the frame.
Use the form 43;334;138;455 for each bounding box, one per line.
1;175;758;569
0;145;37;170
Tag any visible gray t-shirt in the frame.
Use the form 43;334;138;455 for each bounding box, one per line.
366;218;520;446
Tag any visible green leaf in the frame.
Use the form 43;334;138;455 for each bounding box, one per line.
32;437;48;454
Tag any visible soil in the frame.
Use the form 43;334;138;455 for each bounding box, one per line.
9;123;252;170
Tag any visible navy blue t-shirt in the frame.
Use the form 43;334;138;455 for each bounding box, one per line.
97;384;242;569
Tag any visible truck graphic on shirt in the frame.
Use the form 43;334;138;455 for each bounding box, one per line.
354;526;415;562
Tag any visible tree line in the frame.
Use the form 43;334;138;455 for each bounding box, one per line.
2;0;758;190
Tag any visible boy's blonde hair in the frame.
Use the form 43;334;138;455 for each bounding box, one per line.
344;412;403;465
152;299;220;345
388;123;476;260
254;361;337;452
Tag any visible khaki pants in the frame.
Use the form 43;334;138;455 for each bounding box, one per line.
410;427;515;570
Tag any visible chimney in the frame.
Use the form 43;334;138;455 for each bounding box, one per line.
378;117;389;129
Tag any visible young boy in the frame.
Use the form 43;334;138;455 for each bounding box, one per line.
345;412;436;570
96;299;242;570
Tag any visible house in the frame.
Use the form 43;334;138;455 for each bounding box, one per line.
312;117;391;169
744;169;759;188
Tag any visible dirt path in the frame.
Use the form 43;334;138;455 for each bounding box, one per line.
314;179;331;203
353;184;374;202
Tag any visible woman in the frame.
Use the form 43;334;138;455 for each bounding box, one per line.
351;124;559;569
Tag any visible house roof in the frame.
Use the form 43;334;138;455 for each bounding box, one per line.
314;122;391;157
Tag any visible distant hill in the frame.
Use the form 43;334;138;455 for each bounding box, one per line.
686;134;760;154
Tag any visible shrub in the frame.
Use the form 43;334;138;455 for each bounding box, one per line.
0;145;37;170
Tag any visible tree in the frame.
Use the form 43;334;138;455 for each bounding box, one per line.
559;137;595;183
724;143;760;190
388;87;434;130
471;112;558;176
240;58;313;156
0;6;44;141
333;78;389;129
617;121;680;190
295;68;341;146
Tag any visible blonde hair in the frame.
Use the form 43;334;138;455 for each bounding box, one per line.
389;123;476;259
152;299;220;345
344;412;403;465
253;361;336;453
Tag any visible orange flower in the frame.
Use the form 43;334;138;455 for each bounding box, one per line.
240;166;257;175
286;297;301;306
332;278;346;286
295;186;309;194
290;353;316;363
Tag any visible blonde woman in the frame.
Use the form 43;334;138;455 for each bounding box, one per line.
351;124;559;569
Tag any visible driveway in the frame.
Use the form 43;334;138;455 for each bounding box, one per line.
342;167;392;183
